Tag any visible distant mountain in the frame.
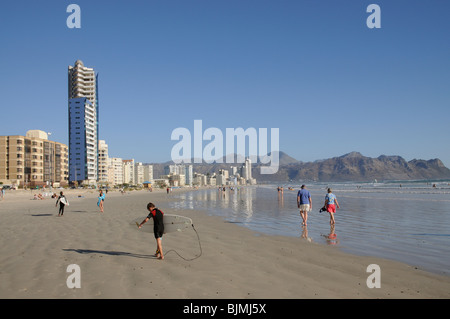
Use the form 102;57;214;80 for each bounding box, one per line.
252;152;450;182
147;151;450;183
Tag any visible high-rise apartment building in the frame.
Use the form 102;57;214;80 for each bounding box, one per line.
68;60;99;118
122;159;135;184
241;157;256;184
143;164;154;183
68;97;98;185
108;157;123;186
185;164;193;186
134;162;145;185
0;130;68;187
68;60;99;185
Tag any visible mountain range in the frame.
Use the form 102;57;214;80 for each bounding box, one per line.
252;151;450;182
149;151;450;183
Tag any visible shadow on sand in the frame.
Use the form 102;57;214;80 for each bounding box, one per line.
63;248;155;259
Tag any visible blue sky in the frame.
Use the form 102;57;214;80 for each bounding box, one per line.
1;0;449;167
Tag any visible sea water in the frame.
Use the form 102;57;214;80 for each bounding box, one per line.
168;181;450;276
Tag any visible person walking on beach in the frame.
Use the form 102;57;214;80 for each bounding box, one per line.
97;189;105;213
297;185;312;226
324;188;340;225
55;191;68;216
139;202;164;260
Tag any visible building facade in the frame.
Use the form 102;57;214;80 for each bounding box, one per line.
143;164;154;184
68;97;98;185
0;130;68;187
68;60;99;121
68;60;99;185
108;157;123;186
98;140;109;186
122;159;135;184
68;60;99;186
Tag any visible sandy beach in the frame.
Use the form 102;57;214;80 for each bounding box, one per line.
0;187;449;299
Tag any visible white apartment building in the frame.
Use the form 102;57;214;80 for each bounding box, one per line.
98;140;109;185
143;164;153;183
122;159;135;184
108;157;123;186
217;169;229;186
164;163;193;186
68;60;98;111
134;162;145;185
105;158;153;187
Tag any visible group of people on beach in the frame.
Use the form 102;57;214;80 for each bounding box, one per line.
296;184;340;226
54;189;106;217
50;184;338;261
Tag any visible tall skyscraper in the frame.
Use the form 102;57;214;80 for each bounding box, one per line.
241;157;256;184
68;60;99;118
185;164;193;186
68;60;99;185
243;157;252;181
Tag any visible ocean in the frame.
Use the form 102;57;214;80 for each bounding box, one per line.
168;180;450;276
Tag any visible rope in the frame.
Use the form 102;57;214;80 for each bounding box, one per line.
164;224;202;261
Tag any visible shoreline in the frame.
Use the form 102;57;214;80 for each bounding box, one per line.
1;188;449;298
167;185;450;277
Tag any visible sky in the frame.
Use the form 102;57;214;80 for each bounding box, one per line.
1;0;449;167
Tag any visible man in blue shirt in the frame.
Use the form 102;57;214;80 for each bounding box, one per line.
297;185;312;226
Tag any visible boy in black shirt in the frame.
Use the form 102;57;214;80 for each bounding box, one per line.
139;202;164;260
55;191;68;216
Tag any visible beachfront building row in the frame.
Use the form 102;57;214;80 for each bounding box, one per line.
95;140;153;187
193;171;255;187
69;137;154;187
213;158;257;186
164;164;194;187
0;130;69;188
164;160;256;187
100;156;154;187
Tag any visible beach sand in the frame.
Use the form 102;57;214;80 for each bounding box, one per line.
0;188;449;299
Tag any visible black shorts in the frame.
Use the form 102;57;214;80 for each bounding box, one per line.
154;226;164;239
